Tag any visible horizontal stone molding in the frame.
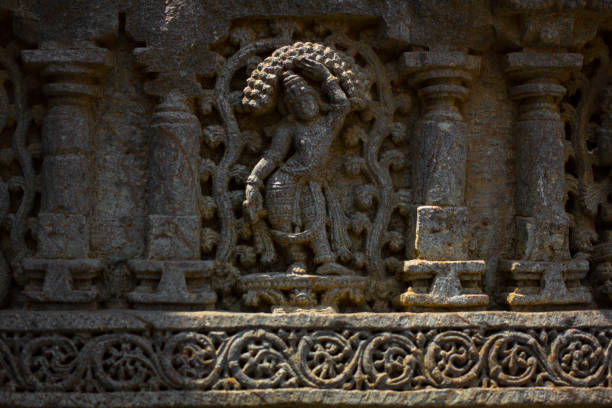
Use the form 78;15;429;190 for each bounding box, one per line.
1;310;612;405
1;388;612;408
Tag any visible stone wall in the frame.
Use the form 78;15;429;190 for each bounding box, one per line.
0;0;612;406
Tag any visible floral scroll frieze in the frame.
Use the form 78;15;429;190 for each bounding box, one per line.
2;326;612;392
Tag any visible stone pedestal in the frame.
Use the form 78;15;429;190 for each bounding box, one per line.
397;52;488;309
501;52;593;308
239;273;368;312
127;90;216;308
21;48;111;307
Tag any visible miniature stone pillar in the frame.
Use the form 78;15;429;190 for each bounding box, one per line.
20;48;111;307
397;52;488;309
127;78;216;309
500;52;592;308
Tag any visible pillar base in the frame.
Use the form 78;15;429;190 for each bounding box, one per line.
500;259;593;309
127;260;217;309
397;260;488;310
239;272;368;311
22;258;103;308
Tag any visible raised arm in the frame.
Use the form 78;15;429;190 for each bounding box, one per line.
297;58;349;113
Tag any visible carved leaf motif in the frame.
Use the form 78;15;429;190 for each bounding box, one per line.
199;196;217;220
22;336;86;391
343;125;366;147
161;332;222;389
362;333;421;389
199;90;216;116
393;189;412;216
424;331;481;388
354;185;377;211
390;122;407;145
486;332;543;387
384;231;404;253
344;156;366;178
297;331;357;387
228;330;296;388
199;159;216;183
92;335;160;391
550;330;606;387
380;150;405;171
201;228;220;254
350;212;371;234
203;125;226;149
235;245;257;267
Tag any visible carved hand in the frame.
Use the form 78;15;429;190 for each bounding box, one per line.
243;184;265;223
297;57;330;81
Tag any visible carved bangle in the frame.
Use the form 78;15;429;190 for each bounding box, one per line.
246;176;264;189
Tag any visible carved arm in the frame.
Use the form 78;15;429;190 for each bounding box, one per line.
246;124;292;188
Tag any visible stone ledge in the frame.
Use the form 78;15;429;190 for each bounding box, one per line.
1;310;612;400
0;310;610;331
1;389;611;408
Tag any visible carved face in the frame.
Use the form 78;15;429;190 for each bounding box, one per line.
286;86;319;121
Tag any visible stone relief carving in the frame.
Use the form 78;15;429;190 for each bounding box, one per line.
0;12;609;313
190;20;413;311
564;36;612;303
2;315;612;392
4;1;612;405
0;42;40;308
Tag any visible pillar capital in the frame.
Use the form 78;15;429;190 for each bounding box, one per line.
401;51;480;121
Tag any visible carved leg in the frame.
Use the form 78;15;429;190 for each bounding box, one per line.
312;229;335;264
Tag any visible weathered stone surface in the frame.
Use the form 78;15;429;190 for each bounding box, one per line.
1;0;612;406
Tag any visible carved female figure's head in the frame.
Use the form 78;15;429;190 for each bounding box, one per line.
281;70;319;121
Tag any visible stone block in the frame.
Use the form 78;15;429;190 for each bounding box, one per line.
37;213;89;258
515;216;569;261
146;215;200;259
414;206;468;260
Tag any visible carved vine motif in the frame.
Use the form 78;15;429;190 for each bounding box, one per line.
0;43;39;305
197;20;412;310
565;36;612;302
2;327;612;391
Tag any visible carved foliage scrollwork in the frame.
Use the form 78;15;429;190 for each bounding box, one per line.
3;327;612;392
195;19;412;310
0;43;40;306
565;36;612;302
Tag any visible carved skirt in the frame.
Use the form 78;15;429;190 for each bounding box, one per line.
265;169;320;232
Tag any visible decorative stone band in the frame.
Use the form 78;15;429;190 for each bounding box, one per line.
1;310;612;407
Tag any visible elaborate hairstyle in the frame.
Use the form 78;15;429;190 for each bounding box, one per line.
242;42;370;114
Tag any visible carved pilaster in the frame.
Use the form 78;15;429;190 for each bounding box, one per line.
127;76;216;309
501;52;593;308
397;52;488;310
20;48;111;307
